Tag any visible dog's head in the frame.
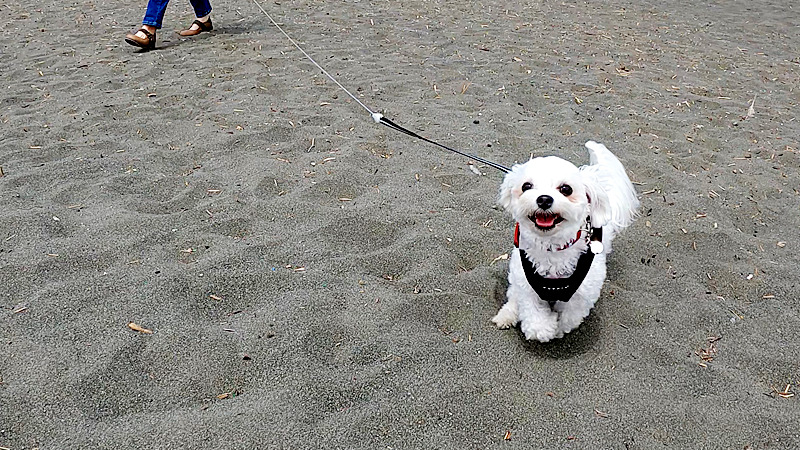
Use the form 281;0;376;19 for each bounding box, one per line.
498;156;609;245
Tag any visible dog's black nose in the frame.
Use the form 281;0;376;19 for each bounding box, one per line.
536;195;554;210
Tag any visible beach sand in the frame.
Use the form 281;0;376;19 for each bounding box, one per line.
2;0;799;448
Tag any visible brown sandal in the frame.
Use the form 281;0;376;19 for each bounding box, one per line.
178;18;213;36
125;28;156;50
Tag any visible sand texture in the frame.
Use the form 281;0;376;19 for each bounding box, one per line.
2;0;799;448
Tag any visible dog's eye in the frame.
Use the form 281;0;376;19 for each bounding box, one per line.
558;184;573;196
521;182;533;192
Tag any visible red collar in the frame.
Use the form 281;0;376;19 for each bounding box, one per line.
514;222;583;252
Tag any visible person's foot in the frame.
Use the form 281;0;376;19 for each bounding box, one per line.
178;16;213;36
125;25;156;49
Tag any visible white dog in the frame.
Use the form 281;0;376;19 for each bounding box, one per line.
491;141;639;342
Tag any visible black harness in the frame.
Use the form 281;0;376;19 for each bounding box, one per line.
515;223;603;310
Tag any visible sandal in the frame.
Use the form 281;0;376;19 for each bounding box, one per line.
178;18;213;36
125;28;156;50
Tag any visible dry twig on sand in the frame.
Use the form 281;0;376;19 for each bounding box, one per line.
127;322;153;334
769;384;795;399
742;95;756;120
696;335;721;367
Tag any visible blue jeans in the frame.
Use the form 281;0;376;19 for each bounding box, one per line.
142;0;212;29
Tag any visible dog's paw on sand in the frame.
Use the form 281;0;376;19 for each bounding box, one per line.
521;320;559;343
491;305;518;329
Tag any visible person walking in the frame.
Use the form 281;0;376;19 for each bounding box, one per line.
125;0;214;50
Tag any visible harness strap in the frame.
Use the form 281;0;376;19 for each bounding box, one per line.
517;226;604;308
519;248;594;306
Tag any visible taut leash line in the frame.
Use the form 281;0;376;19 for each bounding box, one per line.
377;116;510;173
252;0;510;174
251;0;375;117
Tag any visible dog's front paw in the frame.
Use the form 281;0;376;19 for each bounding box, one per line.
491;308;518;329
521;320;559;343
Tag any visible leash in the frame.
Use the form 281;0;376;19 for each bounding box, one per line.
252;0;510;174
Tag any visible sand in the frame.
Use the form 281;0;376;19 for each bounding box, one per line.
2;0;799;448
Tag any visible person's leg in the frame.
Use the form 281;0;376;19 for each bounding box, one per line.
178;0;213;36
142;0;171;29
189;0;212;19
126;0;169;48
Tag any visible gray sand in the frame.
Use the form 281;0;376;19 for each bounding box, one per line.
2;0;799;448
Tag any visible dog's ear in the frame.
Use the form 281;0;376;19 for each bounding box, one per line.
582;141;640;229
584;177;611;227
497;166;520;212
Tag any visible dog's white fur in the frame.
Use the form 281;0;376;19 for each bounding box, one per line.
492;141;639;342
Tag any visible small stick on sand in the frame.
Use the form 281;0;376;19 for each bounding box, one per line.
745;95;756;119
594;409;610;418
490;253;509;265
127;322;153;334
770;384;794;399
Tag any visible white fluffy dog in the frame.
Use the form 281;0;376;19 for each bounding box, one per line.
491;141;639;342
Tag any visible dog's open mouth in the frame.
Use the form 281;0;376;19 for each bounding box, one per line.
530;211;565;231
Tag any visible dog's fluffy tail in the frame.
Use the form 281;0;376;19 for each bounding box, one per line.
581;141;640;230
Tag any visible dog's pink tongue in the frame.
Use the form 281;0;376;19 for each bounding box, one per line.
536;215;556;227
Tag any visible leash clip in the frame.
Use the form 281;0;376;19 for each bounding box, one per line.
587;216;604;254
